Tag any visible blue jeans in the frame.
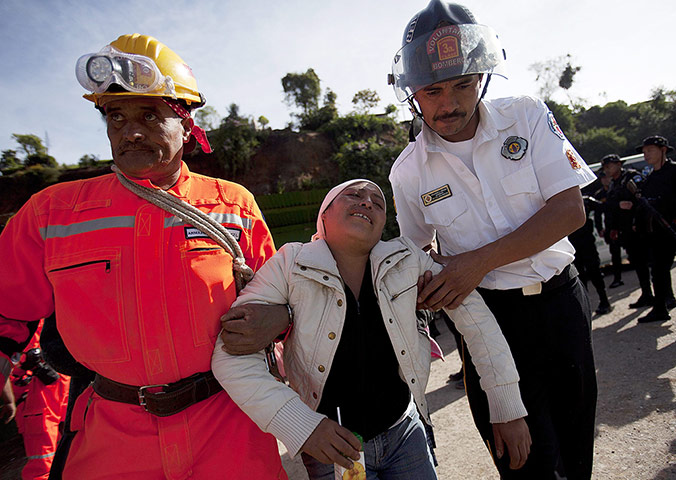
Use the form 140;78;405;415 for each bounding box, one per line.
301;408;437;480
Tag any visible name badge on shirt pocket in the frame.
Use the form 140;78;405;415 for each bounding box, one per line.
185;226;241;241
421;185;452;206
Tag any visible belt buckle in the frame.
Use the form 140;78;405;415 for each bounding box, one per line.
522;283;542;296
138;383;169;412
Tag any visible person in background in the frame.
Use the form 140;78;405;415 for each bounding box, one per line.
569;190;612;315
1;319;70;480
594;170;625;288
387;1;598;477
633;135;676;323
602;154;652;308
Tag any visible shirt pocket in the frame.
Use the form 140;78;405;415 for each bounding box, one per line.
500;164;540;199
500;164;543;218
47;247;130;364
181;243;236;347
421;193;480;252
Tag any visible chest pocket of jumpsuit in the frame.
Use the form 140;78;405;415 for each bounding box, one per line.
181;242;236;347
47;247;130;364
421;193;480;252
499;164;541;214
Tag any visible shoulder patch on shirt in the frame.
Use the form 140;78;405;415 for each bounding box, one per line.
185;226;242;241
501;136;528;161
547;111;566;140
566;149;582;170
421;185;452;206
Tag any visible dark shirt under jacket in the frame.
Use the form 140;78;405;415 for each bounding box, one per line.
317;260;410;442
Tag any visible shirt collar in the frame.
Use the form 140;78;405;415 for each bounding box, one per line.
118;161;191;198
420;99;518;159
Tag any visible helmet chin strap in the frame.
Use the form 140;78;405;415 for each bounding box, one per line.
407;73;492;142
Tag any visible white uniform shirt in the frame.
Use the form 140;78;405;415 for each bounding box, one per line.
389;96;597;290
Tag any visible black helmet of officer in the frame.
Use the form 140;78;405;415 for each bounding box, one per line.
388;0;507;102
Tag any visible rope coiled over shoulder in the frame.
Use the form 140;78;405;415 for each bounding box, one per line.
112;166;254;292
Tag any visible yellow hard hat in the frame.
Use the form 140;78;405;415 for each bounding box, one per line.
77;34;205;108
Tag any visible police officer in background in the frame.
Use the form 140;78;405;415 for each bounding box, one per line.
569;181;612;315
602;154;653;307
634;135;676;323
595;170;625;287
387;1;598;478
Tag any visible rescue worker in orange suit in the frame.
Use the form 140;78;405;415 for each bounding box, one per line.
0;34;290;479
1;319;70;480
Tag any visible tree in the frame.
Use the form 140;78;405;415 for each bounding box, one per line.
257;116;270;129
12;134;48;157
0;149;20;173
530;54;582;107
210;103;261;176
78;154;100;167
194;106;221;131
352;89;381;114
281;68;321;116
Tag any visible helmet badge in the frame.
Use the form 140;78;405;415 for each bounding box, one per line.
427;26;463;72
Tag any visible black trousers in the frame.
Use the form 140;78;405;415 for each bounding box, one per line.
646;232;676;312
621;230;652;297
462;277;597;480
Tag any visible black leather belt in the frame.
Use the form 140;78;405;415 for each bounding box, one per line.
92;371;222;417
479;264;578;297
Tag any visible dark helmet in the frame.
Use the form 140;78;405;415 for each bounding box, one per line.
601;154;622;165
388;0;507;102
635;135;673;153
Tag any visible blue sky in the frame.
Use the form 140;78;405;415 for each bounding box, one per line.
1;0;672;165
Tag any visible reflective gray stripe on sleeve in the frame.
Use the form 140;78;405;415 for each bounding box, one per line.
40;216;136;240
26;452;56;460
164;212;253;230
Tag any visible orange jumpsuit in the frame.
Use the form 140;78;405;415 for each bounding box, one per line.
11;321;70;480
0;163;286;479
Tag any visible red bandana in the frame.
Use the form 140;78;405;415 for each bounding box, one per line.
161;98;213;154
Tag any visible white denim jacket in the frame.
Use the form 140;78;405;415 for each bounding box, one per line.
212;236;526;457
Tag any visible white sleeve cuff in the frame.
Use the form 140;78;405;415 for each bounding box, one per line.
266;396;327;458
485;382;528;424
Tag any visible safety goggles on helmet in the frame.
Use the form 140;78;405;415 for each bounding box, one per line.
389;23;507;102
76;45;176;98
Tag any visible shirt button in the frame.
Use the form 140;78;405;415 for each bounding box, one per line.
385;260;391;264
318;365;325;373
328;332;336;340
312;392;318;399
401;350;406;355
323;275;329;281
300;266;307;271
388;318;393;323
337;299;343;307
411;378;416;384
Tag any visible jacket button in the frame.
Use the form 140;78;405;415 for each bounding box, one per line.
300;266;307;271
323;275;329;281
388;318;393;323
401;350;406;355
318;365;325;373
385;260;391;264
337;299;343;307
312;392;318;399
411;378;415;384
328;332;336;340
